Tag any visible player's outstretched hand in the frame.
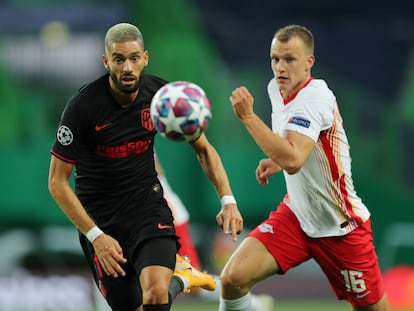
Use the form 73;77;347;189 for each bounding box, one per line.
216;204;243;242
93;234;127;278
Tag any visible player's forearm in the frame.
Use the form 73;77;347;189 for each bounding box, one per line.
197;145;233;198
241;113;299;173
50;184;97;235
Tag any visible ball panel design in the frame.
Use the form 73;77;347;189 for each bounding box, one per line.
150;81;212;142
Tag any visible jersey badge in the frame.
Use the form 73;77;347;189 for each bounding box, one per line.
288;116;311;128
258;223;274;234
57;125;73;146
141;106;154;131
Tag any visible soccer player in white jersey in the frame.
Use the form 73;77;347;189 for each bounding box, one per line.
216;24;390;311
154;154;274;311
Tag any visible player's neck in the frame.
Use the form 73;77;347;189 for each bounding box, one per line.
109;88;139;108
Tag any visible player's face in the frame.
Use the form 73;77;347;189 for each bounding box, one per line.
103;40;148;94
270;36;314;99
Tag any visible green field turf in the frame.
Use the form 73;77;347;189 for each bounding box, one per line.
170;301;413;311
170;300;351;311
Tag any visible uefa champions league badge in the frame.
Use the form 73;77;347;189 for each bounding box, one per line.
57;125;73;146
258;223;274;234
288;116;311;128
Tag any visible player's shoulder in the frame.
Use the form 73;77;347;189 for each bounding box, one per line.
69;74;108;105
267;78;283;103
140;74;168;93
296;78;336;106
267;77;278;93
60;74;108;119
304;78;334;98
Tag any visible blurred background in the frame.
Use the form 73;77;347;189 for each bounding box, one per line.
0;0;413;310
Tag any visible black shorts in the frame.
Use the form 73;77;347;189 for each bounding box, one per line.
80;234;179;311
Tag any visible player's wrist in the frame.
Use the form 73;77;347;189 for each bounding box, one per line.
86;226;103;243
220;195;237;207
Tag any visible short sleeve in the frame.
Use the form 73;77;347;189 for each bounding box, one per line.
284;100;333;142
51;97;86;163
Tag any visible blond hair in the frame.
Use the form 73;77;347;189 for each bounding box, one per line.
104;23;144;50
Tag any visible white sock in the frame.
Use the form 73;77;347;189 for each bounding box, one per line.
251;294;273;311
219;292;252;311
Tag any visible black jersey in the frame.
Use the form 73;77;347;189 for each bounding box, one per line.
51;73;168;225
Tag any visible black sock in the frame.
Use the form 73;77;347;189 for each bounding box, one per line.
143;303;169;311
169;275;185;300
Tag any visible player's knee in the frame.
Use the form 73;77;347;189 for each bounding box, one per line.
220;267;248;290
142;283;169;304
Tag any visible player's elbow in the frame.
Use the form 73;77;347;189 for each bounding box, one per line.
48;177;57;197
284;165;301;175
281;159;303;175
48;175;62;199
285;167;301;175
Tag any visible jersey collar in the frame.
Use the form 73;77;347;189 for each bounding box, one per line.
282;77;314;105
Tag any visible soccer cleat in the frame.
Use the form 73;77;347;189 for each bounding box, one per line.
174;255;216;293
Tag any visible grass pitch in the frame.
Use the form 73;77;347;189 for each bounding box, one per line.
170;300;351;311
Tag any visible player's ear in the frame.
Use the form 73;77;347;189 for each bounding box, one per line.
144;50;149;67
306;55;315;71
102;54;109;71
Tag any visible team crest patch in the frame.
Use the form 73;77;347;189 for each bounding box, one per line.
57;125;73;145
258;223;274;234
141;106;154;131
288;116;311;128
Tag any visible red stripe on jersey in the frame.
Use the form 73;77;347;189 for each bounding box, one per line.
50;150;76;164
319;129;339;182
339;174;354;216
319;128;361;225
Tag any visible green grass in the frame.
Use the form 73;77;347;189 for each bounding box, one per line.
170;300;351;311
170;301;414;311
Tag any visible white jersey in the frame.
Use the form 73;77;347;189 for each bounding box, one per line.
268;78;370;238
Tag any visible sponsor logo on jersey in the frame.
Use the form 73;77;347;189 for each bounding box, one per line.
356;290;371;299
141;106;154;131
96;139;152;158
95;122;112;132
158;223;173;230
288;116;311;128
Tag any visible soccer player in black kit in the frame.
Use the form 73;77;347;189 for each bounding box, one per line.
48;23;243;311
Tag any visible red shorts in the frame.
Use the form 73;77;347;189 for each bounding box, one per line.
175;221;201;269
248;202;385;306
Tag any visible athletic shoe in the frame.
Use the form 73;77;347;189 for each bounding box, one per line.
174;255;216;293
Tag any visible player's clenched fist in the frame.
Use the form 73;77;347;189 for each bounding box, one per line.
229;86;255;120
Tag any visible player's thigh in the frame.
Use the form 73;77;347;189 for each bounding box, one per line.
221;236;278;288
79;232;143;310
135;236;177;273
246;204;311;274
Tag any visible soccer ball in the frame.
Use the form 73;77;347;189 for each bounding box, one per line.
150;81;212;142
